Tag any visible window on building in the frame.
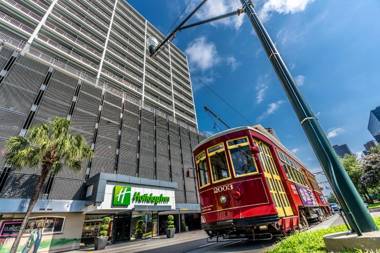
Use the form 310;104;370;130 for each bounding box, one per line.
278;151;307;186
195;152;209;188
24;217;65;234
227;137;257;177
208;143;230;182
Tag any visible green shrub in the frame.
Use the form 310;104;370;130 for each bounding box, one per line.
99;216;111;237
167;215;175;229
102;216;112;224
99;230;108;237
100;224;109;231
269;217;380;253
135;219;144;239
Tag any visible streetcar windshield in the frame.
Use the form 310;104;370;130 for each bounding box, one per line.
196;152;209;187
208;143;230;182
227;137;257;177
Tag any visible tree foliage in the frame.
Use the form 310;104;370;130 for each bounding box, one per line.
6;117;92;253
361;151;380;190
342;154;362;188
6;117;92;172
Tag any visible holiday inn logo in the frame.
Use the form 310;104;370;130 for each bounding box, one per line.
112;185;171;207
113;185;131;207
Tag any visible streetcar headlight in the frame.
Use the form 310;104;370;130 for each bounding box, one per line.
220;195;227;204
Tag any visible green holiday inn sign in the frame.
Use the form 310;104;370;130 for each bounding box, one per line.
112;185;171;207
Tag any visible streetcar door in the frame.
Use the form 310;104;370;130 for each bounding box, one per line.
254;140;294;217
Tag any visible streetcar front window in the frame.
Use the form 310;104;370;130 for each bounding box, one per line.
196;152;209;188
208;143;230;182
227;137;257;177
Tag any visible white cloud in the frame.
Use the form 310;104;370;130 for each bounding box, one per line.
185;37;219;71
255;75;270;104
327;128;345;139
192;75;215;91
294;75;305;86
188;0;244;30
225;56;239;71
291;148;299;154
258;100;285;121
259;0;315;22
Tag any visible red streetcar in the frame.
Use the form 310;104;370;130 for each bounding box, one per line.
193;125;331;239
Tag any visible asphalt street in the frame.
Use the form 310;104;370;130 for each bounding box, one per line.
71;212;380;253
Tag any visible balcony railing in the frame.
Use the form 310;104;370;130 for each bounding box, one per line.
0;11;34;34
174;89;193;107
44;21;102;60
59;0;108;33
144;82;172;102
144;72;172;94
4;0;42;22
0;30;25;49
37;34;99;70
101;69;142;95
55;3;106;44
175;100;195;116
175;110;196;125
144;93;173;112
80;0;111;25
103;57;143;84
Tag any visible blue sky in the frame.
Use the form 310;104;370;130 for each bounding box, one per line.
128;0;380;192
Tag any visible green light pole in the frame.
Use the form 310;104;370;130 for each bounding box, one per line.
240;0;377;234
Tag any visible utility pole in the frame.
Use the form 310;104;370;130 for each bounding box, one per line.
239;0;377;234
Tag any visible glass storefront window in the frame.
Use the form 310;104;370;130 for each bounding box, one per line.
22;217;64;235
130;212;154;240
196;152;209;187
208;143;230;182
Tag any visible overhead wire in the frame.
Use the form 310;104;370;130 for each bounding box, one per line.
202;82;252;126
165;0;193;40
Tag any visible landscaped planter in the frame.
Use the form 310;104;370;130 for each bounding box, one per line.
94;236;108;250
166;228;175;238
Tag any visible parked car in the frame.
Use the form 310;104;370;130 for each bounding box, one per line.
329;203;340;213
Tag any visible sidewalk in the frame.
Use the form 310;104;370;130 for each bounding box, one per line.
308;214;340;232
69;230;209;253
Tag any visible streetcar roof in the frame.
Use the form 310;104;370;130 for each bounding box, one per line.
194;125;311;173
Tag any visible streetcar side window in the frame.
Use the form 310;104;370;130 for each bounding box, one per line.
196;152;209;188
227;137;257;177
207;143;231;183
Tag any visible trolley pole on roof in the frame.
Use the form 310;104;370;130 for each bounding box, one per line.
239;0;377;234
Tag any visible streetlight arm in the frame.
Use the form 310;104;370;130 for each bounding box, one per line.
178;8;244;31
151;0;208;56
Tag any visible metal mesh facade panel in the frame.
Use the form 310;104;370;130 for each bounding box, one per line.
4;57;47;92
0;84;35;115
118;101;140;176
0;172;37;198
48;177;84;200
139;109;154;179
105;92;122;107
102;102;120;123
156;115;170;181
0;109;24;138
33;97;70;125
42;71;77;104
0;47;13;68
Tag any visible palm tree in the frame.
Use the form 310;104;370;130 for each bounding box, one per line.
5;117;92;253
